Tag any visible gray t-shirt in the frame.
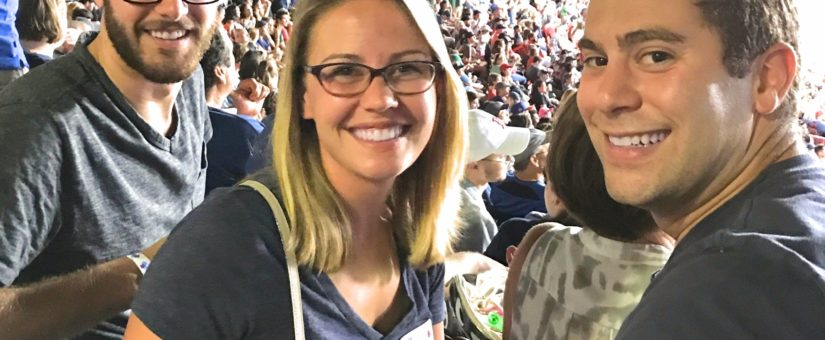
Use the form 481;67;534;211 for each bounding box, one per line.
616;155;825;339
132;173;446;339
456;179;498;253
0;34;211;338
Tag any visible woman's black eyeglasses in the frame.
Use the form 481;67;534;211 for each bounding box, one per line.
303;61;441;97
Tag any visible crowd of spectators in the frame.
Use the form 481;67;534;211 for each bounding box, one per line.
1;0;825;338
14;0;825;146
431;0;590;130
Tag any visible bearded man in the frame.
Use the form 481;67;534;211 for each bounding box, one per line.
0;0;266;338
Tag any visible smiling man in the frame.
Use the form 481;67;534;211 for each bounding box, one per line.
577;0;825;337
0;0;231;338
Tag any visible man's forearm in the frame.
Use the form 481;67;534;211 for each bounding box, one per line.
0;257;141;339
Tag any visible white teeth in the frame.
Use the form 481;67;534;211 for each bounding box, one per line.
608;131;668;147
608;136;632;147
149;30;186;40
620;136;632;146
351;126;404;142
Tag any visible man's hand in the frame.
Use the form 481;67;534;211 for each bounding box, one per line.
58;27;81;54
445;251;506;279
229;78;271;119
0;234;170;339
0;257;147;338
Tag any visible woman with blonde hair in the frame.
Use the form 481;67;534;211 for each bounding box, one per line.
123;0;467;339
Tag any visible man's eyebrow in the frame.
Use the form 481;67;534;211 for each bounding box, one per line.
578;37;605;54
618;28;686;50
579;28;686;55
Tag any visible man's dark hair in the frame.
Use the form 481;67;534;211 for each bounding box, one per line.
72;8;93;21
16;0;63;44
238;50;267;80
223;5;239;21
466;89;479;102
232;42;247;67
508;113;531;129
275;8;290;22
200;31;234;91
547;92;657;242
694;0;800;120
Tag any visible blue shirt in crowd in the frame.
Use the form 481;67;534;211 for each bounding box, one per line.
205;107;263;195
0;0;27;70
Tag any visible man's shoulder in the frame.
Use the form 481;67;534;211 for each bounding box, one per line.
618;242;825;339
736;155;825;261
490;175;543;198
689;156;825;267
750;154;825;200
0;52;90;109
208;107;256;130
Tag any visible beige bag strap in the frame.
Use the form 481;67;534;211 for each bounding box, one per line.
241;180;305;340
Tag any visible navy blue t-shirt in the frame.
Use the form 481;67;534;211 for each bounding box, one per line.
132;176;446;339
205;107;262;194
617;155;825;338
488;174;546;223
245;113;274;174
23;51;52;69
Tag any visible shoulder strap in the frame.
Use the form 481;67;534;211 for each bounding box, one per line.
241;180;305;340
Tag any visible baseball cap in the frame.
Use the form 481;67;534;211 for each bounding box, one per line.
513;128;550;165
467;109;531;163
510;100;528;114
507;91;522;102
481;100;508;115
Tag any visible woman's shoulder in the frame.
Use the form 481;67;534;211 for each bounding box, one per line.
407;262;446;304
166;178;286;257
134;181;296;339
411;262;445;283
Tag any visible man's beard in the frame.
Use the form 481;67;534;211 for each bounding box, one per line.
103;0;217;84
